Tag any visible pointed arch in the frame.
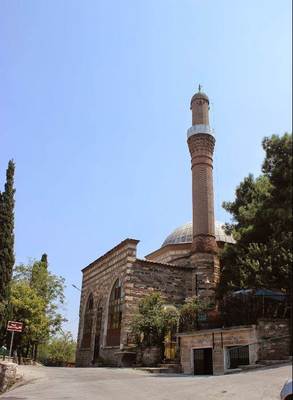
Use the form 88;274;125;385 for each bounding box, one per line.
81;293;94;349
106;278;124;346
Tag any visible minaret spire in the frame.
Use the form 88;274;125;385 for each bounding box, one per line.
187;87;219;299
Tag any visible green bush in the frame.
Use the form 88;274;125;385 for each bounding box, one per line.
38;331;76;366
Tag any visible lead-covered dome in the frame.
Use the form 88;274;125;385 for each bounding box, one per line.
162;221;235;247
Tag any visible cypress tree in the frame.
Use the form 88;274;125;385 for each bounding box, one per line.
40;253;48;267
31;253;49;300
0;160;16;306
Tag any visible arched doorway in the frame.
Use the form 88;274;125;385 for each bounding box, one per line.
93;305;103;363
106;279;124;346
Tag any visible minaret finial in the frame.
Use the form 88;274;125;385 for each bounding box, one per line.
198;84;202;92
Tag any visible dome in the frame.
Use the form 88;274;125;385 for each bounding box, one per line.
190;91;209;106
161;221;235;247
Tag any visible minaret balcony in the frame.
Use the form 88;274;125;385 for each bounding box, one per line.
187;124;214;139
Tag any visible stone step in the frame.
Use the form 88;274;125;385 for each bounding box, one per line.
159;364;181;372
224;368;242;375
135;367;171;374
159;362;179;365
135;366;180;374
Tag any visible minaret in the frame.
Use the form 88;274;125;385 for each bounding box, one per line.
187;86;219;298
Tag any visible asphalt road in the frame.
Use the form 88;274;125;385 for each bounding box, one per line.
0;364;290;400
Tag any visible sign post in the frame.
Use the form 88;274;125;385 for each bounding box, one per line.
7;321;23;357
9;331;14;358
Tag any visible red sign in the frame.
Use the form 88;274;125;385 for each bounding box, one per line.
7;321;23;332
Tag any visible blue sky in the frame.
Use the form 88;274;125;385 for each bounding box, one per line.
1;0;291;337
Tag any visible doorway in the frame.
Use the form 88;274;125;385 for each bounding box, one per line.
193;348;213;375
93;335;100;363
93;306;103;364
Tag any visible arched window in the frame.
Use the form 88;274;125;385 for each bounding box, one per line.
107;279;124;346
81;293;94;348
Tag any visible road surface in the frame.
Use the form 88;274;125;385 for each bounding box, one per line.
0;364;290;400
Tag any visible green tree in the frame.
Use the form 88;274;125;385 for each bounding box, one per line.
218;133;292;297
0;161;15;332
179;296;212;332
131;293;178;347
262;134;292;243
30;254;49;298
9;281;50;356
10;255;66;358
14;256;65;319
222;174;272;244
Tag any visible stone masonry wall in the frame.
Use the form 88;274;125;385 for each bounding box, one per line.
122;259;193;347
76;239;139;367
190;252;220;302
76;241;194;367
257;319;290;360
146;244;191;266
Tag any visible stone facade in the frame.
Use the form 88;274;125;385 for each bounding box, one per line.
76;239;138;366
76;240;194;367
190;253;220;298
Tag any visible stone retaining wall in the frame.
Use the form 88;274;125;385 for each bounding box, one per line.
178;325;257;375
257;319;290;360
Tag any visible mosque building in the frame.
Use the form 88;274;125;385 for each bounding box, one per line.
76;87;290;374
